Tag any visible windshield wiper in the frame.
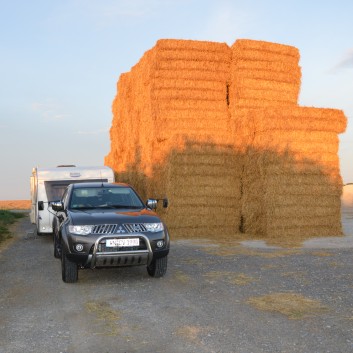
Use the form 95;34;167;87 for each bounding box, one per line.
111;205;143;209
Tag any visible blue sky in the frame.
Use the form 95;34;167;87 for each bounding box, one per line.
0;0;352;200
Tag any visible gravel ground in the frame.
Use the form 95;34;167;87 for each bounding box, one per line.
0;211;353;353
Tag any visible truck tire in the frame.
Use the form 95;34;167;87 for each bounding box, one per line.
147;256;168;278
54;235;61;259
61;250;78;283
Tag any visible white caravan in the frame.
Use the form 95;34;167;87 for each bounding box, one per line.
30;165;115;235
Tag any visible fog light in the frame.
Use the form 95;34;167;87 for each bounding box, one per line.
156;240;164;248
75;244;84;252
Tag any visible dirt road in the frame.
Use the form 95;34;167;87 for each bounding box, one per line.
1;213;353;353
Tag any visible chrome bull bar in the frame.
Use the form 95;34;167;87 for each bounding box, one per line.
89;233;153;269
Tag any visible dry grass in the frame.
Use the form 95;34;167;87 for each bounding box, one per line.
247;293;328;319
85;300;121;336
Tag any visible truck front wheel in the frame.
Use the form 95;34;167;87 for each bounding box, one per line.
147;256;168;278
61;249;78;283
54;235;61;259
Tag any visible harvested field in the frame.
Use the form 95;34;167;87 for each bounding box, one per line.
0;200;31;210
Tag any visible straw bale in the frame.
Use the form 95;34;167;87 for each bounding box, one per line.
152;78;226;91
270;206;339;218
152;88;226;100
171;195;241;208
232;49;300;65
156;118;230;132
270;194;341;208
170;226;239;238
249;140;339;154
234;69;301;85
248;131;339;144
233;77;299;92
269;216;340;228
167;212;238;229
154;68;230;82
232;107;347;134
232;87;299;104
155;99;227;112
267;225;342;237
155;49;231;63
231;98;297;108
153;109;228;120
154;59;230;73
156;39;230;52
232;39;300;58
244;179;341;196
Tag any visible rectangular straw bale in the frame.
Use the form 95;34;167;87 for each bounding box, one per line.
154;109;228;120
232;39;300;64
271;194;341;208
166;212;237;229
155;98;227;112
248;131;339;144
266;225;342;238
154;68;230;82
269;215;341;228
233;77;299;92
232;87;299;104
156;118;230;134
232;49;300;65
234;68;301;84
232;107;347;134
170;225;239;238
155;49;231;62
250;140;339;154
245;177;342;196
152;78;226;91
152;87;226;100
270;206;340;218
155;38;230;52
154;59;230;73
171;195;241;208
233;39;300;57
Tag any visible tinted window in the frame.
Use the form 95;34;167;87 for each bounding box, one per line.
69;187;144;209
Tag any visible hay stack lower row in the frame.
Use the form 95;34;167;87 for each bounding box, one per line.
237;107;347;237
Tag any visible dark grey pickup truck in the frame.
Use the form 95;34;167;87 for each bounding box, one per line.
51;182;170;283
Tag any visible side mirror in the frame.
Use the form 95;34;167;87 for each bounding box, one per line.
146;199;158;210
51;201;64;212
163;198;169;208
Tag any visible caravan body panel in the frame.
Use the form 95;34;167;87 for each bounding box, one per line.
30;166;115;234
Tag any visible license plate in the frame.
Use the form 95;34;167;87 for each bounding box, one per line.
106;238;139;247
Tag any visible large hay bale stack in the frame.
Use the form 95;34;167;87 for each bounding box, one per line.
106;37;347;240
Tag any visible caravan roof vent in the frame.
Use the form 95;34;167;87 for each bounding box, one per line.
57;165;76;167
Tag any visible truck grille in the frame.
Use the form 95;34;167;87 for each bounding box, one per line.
92;223;147;234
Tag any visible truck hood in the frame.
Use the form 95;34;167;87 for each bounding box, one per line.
68;208;161;225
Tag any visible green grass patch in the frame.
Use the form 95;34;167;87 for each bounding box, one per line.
0;210;26;243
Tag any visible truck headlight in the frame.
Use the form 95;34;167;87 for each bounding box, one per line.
144;223;164;232
68;225;93;235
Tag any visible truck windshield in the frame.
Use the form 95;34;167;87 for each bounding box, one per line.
69;187;144;210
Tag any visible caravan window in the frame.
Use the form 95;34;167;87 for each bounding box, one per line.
45;181;71;202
